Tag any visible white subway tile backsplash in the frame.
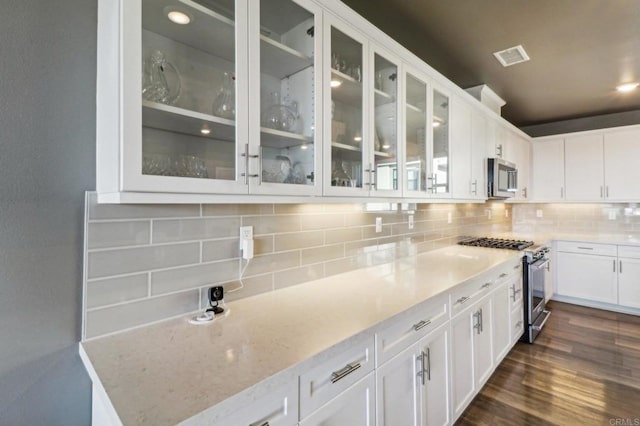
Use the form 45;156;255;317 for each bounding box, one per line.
153;217;240;243
85;290;199;339
88;243;200;279
87;221;150;249
150;259;239;295
86;274;149;309
83;193;512;339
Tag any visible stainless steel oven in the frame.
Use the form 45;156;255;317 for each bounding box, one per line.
522;246;551;343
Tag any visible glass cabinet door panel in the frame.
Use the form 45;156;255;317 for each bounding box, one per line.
405;73;427;194
259;0;316;186
140;0;237;181
329;27;364;189
373;53;398;191
432;89;450;194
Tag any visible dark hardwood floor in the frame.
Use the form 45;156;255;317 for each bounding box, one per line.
456;301;640;425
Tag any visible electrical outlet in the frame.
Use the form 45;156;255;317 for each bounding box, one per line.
609;210;617;220
447;212;452;224
375;217;382;233
408;215;414;230
240;226;253;240
505;209;509;218
536;210;543;218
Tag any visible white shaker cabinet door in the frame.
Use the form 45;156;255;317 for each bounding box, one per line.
473;297;493;390
450;96;473;199
376;344;420;426
556;252;618;304
491;283;511;364
604;128;640;200
418;325;450;426
532;137;565;201
618;257;640;309
450;310;475;420
300;373;375;426
564;133;604;201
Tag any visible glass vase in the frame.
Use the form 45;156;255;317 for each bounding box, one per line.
261;92;297;132
212;72;236;119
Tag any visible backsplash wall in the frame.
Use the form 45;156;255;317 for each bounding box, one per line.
512;203;640;236
83;193;512;339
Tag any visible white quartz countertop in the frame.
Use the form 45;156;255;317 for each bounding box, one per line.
497;231;640;246
80;245;521;425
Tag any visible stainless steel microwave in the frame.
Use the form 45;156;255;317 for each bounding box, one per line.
487;158;517;198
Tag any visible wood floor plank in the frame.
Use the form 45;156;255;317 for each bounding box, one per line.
456;301;640;425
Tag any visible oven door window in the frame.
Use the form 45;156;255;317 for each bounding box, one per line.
530;258;548;310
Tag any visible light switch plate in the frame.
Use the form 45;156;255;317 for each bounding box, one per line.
447;212;452;224
609;210;617;220
536;210;543;218
408;215;414;230
375;217;382;233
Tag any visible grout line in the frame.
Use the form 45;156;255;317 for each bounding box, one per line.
87;258;241;282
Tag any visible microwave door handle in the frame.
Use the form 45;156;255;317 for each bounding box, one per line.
513;169;518;191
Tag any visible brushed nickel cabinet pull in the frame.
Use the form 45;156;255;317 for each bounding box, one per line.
413;319;432;331
331;362;361;383
577;247;594;250
613;259;616;272
419;350;426;386
455;296;470;305
560;187;564;198
425;347;431;381
499;273;508;278
620;260;623;273
481;282;492;289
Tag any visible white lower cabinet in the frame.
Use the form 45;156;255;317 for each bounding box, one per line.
618;255;640;309
556;249;617;304
376;323;450;426
213;382;298;426
491;282;511;363
300;373;375;426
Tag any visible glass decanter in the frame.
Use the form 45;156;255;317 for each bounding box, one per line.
212;72;236;119
261;92;297;132
142;50;181;105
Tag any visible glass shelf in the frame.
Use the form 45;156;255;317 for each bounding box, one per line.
142;101;235;141
260;35;313;79
331;69;362;106
261;127;312;148
374;88;395;105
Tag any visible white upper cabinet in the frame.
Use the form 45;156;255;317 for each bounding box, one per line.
431;85;452;197
250;0;323;195
97;0;323;200
508;131;531;201
531;137;565;201
403;67;430;198
450;96;473;199
603;128;640;200
370;46;402;197
564;133;604;201
470;111;488;200
323;15;370;196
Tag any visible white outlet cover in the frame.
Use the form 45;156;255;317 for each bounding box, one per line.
240;225;253;239
447;212;452;224
505;210;509;218
375;217;382;233
536;210;543;218
609;210;617;220
408;215;414;230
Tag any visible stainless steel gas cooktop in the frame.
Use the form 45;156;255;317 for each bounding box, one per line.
458;237;534;251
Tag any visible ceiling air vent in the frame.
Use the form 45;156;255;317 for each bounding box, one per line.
493;45;530;67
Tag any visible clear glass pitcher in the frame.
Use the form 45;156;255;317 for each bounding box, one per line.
142;50;181;105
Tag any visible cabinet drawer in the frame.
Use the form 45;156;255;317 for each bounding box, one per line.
299;337;375;419
510;305;524;344
495;258;523;285
556;241;617;256
211;382;298;426
618;245;640;259
376;293;448;366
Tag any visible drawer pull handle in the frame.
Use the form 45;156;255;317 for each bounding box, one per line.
577;247;594;250
516;320;523;328
331;362;361;383
250;422;269;426
455;296;470;305
481;282;492;289
499;273;508;278
513;264;520;270
413;319;432;331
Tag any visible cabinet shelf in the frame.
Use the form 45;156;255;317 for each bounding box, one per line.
406;102;423;113
260;35;313;79
374;88;395;106
142;0;236;63
260;127;312;149
374;151;393;158
331;69;362;106
142;100;235;141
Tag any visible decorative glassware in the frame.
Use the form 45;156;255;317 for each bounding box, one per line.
212;72;236;119
261;92;297;132
142;50;181;105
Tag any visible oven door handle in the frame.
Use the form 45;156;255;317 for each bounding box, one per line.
533;259;550;270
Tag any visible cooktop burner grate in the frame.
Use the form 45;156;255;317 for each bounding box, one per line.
458;237;534;251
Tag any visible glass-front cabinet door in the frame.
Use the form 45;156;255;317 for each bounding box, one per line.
323;16;369;195
404;68;429;197
122;0;248;194
371;47;401;196
431;86;451;196
249;0;322;195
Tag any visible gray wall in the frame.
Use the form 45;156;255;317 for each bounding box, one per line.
520;110;640;137
0;0;95;424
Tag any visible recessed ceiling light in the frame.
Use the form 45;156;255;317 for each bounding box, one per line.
167;10;191;25
616;82;639;93
330;80;342;88
300;144;308;150
432;121;441;128
382;143;390;149
200;128;211;135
